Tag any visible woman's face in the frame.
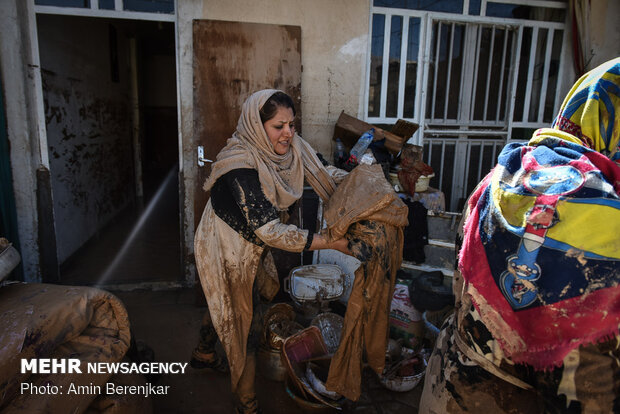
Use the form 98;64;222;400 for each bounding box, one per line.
263;106;295;155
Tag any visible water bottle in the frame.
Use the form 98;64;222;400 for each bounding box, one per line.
344;129;374;170
333;138;347;168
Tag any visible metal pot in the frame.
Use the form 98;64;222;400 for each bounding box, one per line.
257;346;287;382
284;264;345;303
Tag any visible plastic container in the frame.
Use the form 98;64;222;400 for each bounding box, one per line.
333;138;347;169
346;128;374;165
281;327;344;409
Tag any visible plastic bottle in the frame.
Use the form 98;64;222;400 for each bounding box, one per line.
333;138;347;168
346;128;374;166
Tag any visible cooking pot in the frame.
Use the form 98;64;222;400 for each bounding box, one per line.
284;264;345;303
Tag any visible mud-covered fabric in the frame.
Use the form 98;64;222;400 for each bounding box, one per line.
0;283;131;414
211;168;312;252
195;282;263;358
322;164;409;242
419;275;620;413
195;200;265;391
211;169;280;246
420;58;620;413
459;131;620;369
323;164;408;401
553;57;620;157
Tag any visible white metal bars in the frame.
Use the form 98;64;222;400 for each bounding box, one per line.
34;0;176;22
367;6;566;127
423;136;505;210
367;5;567;211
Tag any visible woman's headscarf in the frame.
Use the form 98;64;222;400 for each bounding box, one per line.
458;58;620;370
553;57;620;159
203;89;336;209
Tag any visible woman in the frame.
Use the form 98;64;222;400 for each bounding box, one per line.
419;58;620;413
191;89;350;414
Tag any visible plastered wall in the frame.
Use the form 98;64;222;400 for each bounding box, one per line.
588;0;620;70
198;0;370;158
38;15;135;263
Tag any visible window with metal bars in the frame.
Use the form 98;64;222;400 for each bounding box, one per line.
34;0;175;14
367;0;569;211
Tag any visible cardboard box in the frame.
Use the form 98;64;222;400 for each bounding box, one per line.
333;111;418;155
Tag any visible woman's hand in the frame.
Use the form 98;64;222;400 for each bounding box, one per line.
329;237;351;255
309;233;352;256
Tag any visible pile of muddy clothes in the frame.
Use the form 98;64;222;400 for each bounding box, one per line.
268;164;418;405
321;163;409;400
0;282;151;413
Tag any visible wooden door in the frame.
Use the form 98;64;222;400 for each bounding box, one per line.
192;20;302;227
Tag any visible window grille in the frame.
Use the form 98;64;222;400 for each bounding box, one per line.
367;0;568;210
34;0;175;20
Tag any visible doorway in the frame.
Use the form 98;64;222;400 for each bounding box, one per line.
36;14;181;286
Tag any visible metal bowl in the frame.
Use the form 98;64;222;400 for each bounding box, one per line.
284;376;336;412
310;313;344;355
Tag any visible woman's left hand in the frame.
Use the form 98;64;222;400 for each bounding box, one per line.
309;234;352;256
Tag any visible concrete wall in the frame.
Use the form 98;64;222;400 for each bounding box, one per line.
588;0;620;71
38;15;134;263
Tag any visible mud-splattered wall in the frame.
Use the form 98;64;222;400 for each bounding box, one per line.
38;14;134;264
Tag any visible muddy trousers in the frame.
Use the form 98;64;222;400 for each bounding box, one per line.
193;286;263;414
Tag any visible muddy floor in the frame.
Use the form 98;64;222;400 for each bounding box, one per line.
112;288;423;413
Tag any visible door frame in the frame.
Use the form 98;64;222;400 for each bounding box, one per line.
26;0;187;284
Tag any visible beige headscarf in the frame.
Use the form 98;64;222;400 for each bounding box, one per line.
204;89;335;209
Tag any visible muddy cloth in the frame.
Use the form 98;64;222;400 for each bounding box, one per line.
419;271;620;413
322;164;408;401
193;282;263;363
210;168;313;249
458;130;620;369
0;283;132;414
397;157;434;197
